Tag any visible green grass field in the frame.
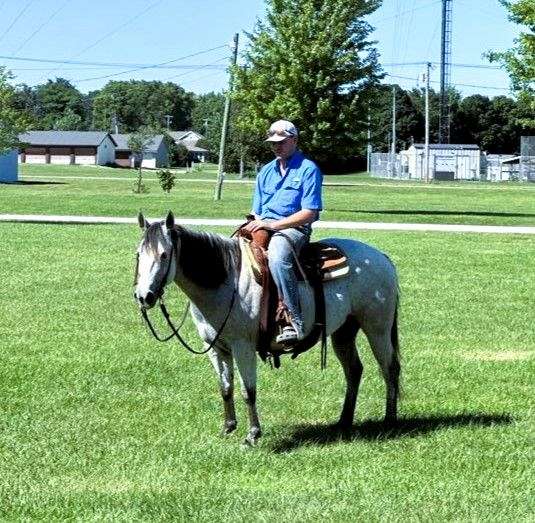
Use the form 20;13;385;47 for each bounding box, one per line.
2;163;534;227
0;222;533;520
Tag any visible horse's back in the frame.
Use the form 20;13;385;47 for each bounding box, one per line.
318;237;398;333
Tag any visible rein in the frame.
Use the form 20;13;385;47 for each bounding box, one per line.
135;230;238;355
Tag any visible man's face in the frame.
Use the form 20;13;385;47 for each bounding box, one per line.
271;136;297;161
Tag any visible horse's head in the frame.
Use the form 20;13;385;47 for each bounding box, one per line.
134;211;178;309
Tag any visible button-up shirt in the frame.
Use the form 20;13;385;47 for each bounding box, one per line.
252;150;323;221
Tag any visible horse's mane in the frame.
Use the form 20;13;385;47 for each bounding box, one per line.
142;222;240;289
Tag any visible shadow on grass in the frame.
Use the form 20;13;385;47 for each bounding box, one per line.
5;180;66;186
269;413;513;453
333;209;535;218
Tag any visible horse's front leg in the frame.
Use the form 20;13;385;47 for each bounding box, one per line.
208;346;237;436
234;343;261;446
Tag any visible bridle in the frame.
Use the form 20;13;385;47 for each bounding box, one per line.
134;229;237;355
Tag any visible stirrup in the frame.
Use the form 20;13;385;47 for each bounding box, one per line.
276;326;299;345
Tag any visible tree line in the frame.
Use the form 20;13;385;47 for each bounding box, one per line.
2;0;532;171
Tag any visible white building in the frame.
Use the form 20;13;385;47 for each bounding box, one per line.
112;134;169;168
168;130;209;162
401;144;481;181
18;131;117;166
0;150;18;182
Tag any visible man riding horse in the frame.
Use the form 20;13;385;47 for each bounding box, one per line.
243;119;323;345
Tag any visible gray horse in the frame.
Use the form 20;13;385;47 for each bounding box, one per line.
134;212;401;446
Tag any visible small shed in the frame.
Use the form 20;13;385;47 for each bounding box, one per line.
18;131;117;166
112;134;168;168
401;144;481;180
0;150;18;182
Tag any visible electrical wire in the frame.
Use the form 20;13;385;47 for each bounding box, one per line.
0;54;228;69
0;0;36;44
69;45;228;83
162;56;229;81
369;0;442;25
44;0;166;80
10;0;71;55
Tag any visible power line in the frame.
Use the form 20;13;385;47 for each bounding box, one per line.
0;0;36;44
162;56;229;81
385;72;509;91
72;0;165;59
10;0;71;55
0;54;227;69
44;0;165;80
69;45;228;83
369;0;442;25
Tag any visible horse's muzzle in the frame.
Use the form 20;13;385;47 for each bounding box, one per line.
135;290;157;309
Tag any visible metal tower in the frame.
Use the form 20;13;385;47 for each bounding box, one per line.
439;0;452;143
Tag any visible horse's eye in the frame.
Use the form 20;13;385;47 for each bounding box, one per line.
161;252;168;261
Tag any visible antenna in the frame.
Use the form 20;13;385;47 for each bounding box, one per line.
439;0;452;144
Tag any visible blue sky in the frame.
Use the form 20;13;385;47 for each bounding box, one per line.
0;0;520;98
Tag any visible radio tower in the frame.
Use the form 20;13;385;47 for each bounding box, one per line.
439;0;453;143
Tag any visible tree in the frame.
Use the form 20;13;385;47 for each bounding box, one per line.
53;108;83;130
233;0;383;170
487;0;535;127
92;80;194;132
191;92;225;161
0;67;29;155
34;78;86;130
128;127;155;193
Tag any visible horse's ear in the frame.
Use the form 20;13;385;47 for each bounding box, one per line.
165;211;175;230
138;212;148;230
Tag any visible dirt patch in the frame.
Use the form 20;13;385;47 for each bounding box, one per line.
462;350;534;362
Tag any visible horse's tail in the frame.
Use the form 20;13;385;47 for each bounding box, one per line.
389;291;402;401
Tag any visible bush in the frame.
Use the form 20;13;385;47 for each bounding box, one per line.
156;169;176;193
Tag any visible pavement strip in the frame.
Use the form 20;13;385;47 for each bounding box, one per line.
1;214;534;234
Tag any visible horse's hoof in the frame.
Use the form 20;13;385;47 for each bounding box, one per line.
221;421;237;437
242;428;261;447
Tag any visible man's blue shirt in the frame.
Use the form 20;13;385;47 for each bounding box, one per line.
252;150;323;221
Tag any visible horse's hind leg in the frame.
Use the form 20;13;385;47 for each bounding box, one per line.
366;320;401;425
332;316;362;429
208;346;237;435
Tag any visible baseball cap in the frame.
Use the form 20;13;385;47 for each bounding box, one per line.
265;120;299;142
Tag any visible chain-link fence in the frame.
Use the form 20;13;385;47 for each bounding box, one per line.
370;152;408;179
520;136;535;182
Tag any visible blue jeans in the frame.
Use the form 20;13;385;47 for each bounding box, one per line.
267;226;310;336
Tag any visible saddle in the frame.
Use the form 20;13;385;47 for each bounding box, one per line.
237;222;349;367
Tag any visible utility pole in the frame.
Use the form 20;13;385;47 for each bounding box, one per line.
164;114;173;130
366;109;371;173
424;62;431;182
439;0;453;143
214;33;239;201
391;86;396;177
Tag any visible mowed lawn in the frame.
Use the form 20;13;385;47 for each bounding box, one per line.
1;163;534;226
0;223;533;520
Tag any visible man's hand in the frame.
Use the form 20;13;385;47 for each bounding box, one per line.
244;219;276;233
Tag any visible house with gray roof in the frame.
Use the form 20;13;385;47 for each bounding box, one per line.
168;130;209;162
18;131;117;166
112;134;168;169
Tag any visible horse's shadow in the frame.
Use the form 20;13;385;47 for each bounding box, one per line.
269;413;513;453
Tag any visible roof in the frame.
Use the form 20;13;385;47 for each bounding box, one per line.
168;130;204;143
111;134;165;153
411;143;480;150
19;130;116;147
187;145;209;153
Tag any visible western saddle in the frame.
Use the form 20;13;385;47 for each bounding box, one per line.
237;220;349;368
